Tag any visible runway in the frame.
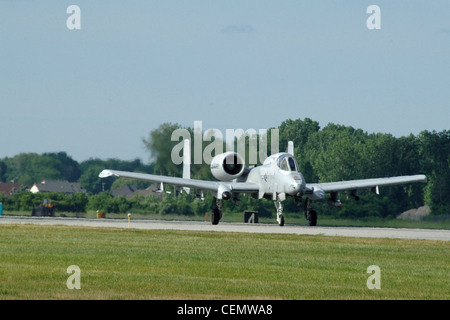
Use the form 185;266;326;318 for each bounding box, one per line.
1;216;449;241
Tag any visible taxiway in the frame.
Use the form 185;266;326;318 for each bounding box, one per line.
1;216;449;241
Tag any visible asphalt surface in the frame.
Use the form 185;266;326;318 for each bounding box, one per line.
1;216;449;241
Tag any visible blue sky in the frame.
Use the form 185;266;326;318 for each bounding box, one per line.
1;1;449;162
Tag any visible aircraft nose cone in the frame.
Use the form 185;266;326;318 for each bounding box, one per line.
288;182;302;195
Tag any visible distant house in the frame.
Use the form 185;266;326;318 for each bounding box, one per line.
0;182;23;197
111;184;138;198
30;180;87;195
112;184;162;200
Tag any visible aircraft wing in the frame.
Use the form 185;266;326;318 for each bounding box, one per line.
306;174;427;193
99;169;260;196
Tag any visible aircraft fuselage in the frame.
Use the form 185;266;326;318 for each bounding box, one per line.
239;152;306;200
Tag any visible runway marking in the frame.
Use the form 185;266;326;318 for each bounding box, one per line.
1;216;449;241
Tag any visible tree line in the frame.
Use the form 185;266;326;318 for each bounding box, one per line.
0;155;153;194
0;118;449;218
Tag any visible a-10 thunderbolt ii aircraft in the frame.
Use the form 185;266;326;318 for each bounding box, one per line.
99;140;427;226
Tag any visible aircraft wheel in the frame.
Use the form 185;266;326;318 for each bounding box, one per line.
278;214;285;227
211;208;221;225
307;210;317;226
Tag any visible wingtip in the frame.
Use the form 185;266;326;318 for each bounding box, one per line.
99;169;114;178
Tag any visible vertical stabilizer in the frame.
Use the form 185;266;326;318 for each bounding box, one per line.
287;141;294;156
183;139;190;194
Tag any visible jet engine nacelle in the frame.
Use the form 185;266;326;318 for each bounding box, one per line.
210;152;245;181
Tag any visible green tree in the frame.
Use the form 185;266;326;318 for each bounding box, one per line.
43;152;81;182
78;165;107;194
305;124;368;182
78;158;153;194
278;118;320;154
0;161;6;182
419;130;450;214
142;123;186;176
3;153;64;185
69;192;89;212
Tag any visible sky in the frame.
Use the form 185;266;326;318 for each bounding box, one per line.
1;1;449;163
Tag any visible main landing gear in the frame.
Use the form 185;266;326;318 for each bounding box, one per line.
304;198;317;226
212;196;317;227
211;198;223;225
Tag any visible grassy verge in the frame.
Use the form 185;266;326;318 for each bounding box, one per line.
0;224;448;299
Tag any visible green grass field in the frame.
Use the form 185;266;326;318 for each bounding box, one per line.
0;224;448;300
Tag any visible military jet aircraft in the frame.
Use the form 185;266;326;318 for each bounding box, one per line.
99;140;427;226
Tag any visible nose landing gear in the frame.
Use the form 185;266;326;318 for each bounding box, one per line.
274;198;285;226
275;197;317;226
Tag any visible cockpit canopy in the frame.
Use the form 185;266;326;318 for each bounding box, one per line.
278;154;299;172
